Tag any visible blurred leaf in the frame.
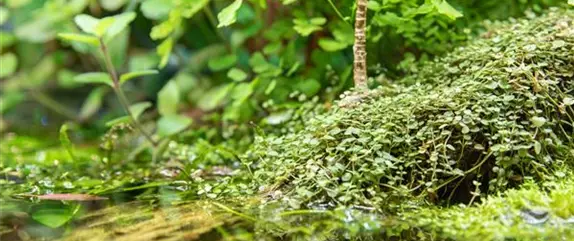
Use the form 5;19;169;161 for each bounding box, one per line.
227;68;248;82
208;54;237;71
74;72;113;87
432;0;463;20
94;17;115;37
158;81;180;116
141;0;175;20
198;84;235;111
79;88;107;120
0;91;25;114
105;101;153;127
57;33;100;46
295;78;321;96
181;0;211;18
59;123;76;162
120;70;159;85
0;7;9;25
151;10;181;40
157;115;192;137
0;32;16;49
74;14;100;35
157;37;174;69
31;205;74;228
0;53;18;78
318;39;349;51
58;69;81;88
130;102;153;120
217;0;243;27
104;12;137;42
231;83;253;101
100;0;128;11
570;0;574;6
105;116;131;127
293;17;326;36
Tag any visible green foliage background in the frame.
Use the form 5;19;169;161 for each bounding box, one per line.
0;0;564;135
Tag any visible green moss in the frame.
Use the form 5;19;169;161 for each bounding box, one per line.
401;174;574;241
247;8;574;209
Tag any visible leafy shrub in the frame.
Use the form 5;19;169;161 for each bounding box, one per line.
248;8;574;210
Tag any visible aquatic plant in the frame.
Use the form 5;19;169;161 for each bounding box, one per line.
248;8;574;210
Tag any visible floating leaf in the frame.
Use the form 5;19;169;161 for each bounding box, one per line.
119;70;159;85
217;0;243;27
157;115;192;137
74;72;113;87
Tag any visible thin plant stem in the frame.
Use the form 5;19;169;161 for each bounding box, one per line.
326;0;349;24
203;7;232;52
29;91;78;121
98;38;158;146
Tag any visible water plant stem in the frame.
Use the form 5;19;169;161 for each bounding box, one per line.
99;38;158;147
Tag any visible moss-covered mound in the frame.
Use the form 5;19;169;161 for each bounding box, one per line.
247;8;574;210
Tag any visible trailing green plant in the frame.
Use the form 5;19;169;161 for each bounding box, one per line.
247;8;574;210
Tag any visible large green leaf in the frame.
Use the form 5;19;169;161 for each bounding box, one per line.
157;115;192;137
217;0;243;27
74;72;113;87
157;81;180;116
